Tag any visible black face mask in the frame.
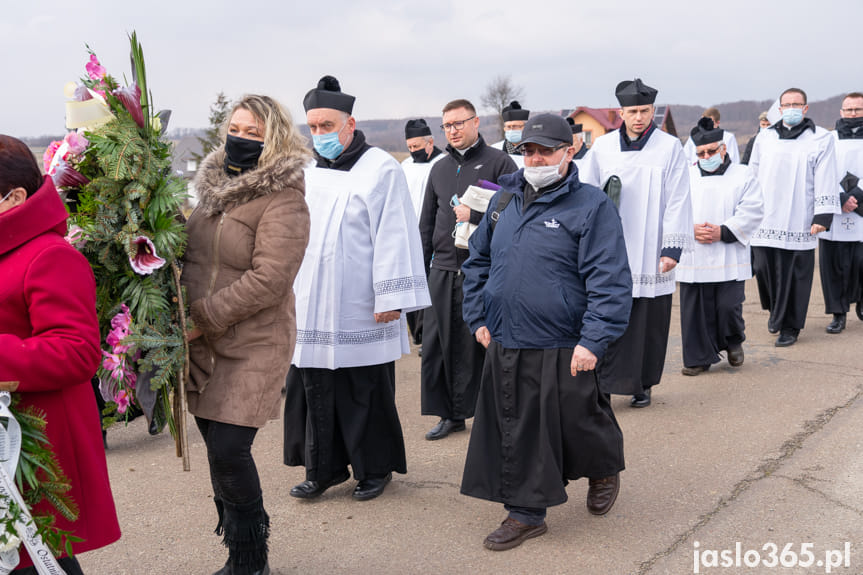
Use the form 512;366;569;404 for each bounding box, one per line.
224;134;264;176
410;147;430;163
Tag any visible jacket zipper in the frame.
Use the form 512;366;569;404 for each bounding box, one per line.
203;212;226;389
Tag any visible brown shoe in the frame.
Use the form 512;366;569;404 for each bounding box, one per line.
483;517;548;551
681;365;710;376
587;473;620;516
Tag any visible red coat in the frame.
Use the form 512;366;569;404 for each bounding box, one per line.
0;177;120;567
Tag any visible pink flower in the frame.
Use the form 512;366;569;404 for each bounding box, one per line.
110;304;132;332
86;54;106;81
42;141;63;173
129;236;166;275
52;160;90;190
112;84;144;128
101;351;125;381
63;131;89;156
114;389;131;414
64;224;87;249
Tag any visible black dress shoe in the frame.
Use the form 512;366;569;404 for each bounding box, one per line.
681;365;709;376
768;324;779;334
775;330;798;347
290;469;351;499
857;301;863;321
353;473;392;501
630;388;651;408
826;313;846;334
726;344;744;367
215;562;270;575
425;418;466;440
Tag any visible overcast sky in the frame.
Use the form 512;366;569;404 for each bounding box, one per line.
1;0;859;138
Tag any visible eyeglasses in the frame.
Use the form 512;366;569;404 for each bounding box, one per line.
695;146;722;159
841;108;863;115
521;145;568;158
440;116;475;132
779;102;806;109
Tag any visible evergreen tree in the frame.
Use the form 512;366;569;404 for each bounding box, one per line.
192;91;230;163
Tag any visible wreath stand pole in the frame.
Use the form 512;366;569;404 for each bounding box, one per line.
172;261;191;471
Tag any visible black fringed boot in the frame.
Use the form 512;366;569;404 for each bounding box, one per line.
217;496;270;575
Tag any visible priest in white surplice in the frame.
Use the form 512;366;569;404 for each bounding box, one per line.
682;107;741;165
816;92;863;334
283;76;430;502
580;78;693;408
749;87;841;347
401;119;445;346
676;118;763;376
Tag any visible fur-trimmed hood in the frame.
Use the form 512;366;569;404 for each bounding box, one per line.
194;147;308;217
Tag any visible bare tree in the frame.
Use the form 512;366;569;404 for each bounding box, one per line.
481;75;525;140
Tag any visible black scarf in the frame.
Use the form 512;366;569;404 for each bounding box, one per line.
503;139;523;156
836;117;863;140
773;117;816;140
314;129;372;171
619;121;656;151
698;153;732;177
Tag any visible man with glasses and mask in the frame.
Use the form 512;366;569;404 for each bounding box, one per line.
749;87;840;347
284;76;431;502
815;92;863;331
419;99;516;441
491;101;529;168
580;78;693;408
460;113;631;551
402;119;445;349
676;118;763;376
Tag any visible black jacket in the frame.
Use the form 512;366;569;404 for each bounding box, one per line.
419;135;517;272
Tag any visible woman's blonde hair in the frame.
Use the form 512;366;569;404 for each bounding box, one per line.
223;94;309;167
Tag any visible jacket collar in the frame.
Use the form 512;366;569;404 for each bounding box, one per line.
446;134;488;164
0;176;68;256
195;147;308;217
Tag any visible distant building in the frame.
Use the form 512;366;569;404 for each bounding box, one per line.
170;135;205;208
567;105;679;148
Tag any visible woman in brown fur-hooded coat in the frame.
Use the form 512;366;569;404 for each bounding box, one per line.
181;94;309;575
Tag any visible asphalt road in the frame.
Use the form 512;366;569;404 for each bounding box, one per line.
77;276;863;574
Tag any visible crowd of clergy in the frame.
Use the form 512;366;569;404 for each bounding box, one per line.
281;75;863;552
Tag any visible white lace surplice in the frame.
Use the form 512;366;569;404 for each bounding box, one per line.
293;148;431;369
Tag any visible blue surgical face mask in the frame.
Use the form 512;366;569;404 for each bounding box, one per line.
698;151;723;172
313;121;349;160
504;130;522;144
782;108;804;127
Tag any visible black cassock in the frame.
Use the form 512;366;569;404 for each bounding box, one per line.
461;343;624;509
752;247;814;332
818;238;863;314
679;281;746;368
283;362;406;482
421;268;485;420
596;295;673;396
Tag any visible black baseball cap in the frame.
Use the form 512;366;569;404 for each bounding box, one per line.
516;114;572;149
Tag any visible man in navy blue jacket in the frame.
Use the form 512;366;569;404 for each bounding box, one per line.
460;114;632;551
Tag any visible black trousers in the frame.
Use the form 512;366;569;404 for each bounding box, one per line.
818;239;863;314
195;417;261;506
597;295;673;396
284;363;406;482
421;268;484;420
679;281;746;368
12;556;83;575
752;246;814;332
406;309;424;345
